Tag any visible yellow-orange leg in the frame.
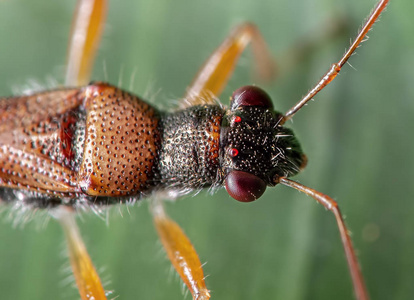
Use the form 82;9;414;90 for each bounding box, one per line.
181;23;275;108
62;0;108;299
151;200;210;300
65;0;107;86
282;0;389;123
151;23;267;295
278;177;369;300
55;208;107;300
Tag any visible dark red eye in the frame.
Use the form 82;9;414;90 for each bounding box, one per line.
231;86;273;110
225;170;267;202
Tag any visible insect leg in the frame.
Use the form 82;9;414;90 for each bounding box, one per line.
56;208;107;300
65;0;107;86
181;23;275;108
278;177;369;300
60;0;108;298
151;200;210;300
282;0;389;123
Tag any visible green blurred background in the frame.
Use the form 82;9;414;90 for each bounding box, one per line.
0;0;413;299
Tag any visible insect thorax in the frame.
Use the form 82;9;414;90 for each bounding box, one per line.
156;105;225;192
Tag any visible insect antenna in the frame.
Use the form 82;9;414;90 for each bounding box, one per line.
282;0;389;123
276;177;369;300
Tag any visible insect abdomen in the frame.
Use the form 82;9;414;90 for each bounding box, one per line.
0;87;85;198
77;83;161;197
0;83;162;207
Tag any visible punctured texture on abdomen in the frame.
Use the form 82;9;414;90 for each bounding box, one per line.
78;83;160;197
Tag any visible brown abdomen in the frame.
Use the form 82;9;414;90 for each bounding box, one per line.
78;83;160;197
0;82;161;205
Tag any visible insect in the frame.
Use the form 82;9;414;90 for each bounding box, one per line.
0;0;402;298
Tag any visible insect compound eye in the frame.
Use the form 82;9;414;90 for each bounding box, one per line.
225;170;267;202
230;86;273;110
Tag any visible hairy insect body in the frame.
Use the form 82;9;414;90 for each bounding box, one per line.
0;82;304;208
158;105;224;191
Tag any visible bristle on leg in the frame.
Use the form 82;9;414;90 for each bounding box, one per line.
56;208;107;300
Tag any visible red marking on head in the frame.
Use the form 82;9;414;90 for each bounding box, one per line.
229;148;239;157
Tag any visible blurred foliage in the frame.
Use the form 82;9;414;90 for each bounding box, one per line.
0;0;413;299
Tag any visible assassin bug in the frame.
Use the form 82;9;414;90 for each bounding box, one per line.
0;1;394;299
